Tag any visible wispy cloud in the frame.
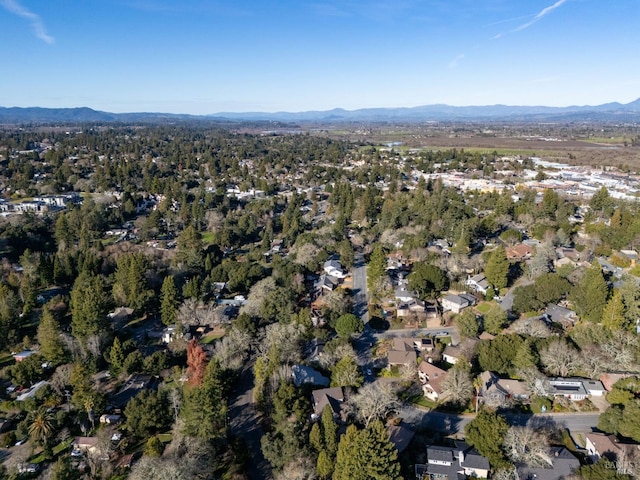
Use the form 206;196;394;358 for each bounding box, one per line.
0;0;53;43
494;0;568;39
448;53;465;69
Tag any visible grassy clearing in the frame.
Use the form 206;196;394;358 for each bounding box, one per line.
201;231;216;245
202;329;226;344
475;302;492;314
405;393;437;410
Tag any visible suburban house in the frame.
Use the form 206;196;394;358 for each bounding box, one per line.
516;447;580;480
544;304;578;328
466;273;490;296
442;338;478;365
479;371;529;407
415;442;490;480
418;362;448;402
395;283;418;303
108;307;134;326
506;243;534;261
311;387;344;420
387;349;417;368
316;273;340;293
73;436;100;454
323;259;345;279
441;293;477;313
585;432;640;465
549;378;605;401
291;364;330;388
13;350;35;362
393;337;434;353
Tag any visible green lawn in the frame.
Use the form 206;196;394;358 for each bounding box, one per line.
202;328;226;344
201;231;216;245
405;394;437;410
475;302;492;314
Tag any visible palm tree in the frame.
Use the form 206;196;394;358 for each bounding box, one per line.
28;407;55;447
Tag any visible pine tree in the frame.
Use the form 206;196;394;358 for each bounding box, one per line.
485;246;509;290
108;337;125;376
160;275;179;326
316;450;333;479
70;271;109;342
37;307;67;366
321;404;338;456
572;263;608;323
309;422;323;452
602;290;626;330
181;359;226;441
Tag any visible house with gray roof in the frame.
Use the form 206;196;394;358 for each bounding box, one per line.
415;441;490;480
516;446;579;480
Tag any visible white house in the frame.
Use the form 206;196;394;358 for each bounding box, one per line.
323;259;346;279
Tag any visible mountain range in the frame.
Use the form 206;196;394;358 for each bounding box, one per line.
1;99;640;124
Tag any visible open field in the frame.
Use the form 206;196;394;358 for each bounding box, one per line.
304;123;640;168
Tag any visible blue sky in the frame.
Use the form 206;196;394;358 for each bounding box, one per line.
1;0;639;114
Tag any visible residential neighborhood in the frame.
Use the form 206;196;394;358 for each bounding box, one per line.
0;122;640;480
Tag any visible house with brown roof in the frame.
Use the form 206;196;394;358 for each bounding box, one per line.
506;243;534;261
418;362;448;401
479;371;529;407
585;432;640;465
311;387;344;420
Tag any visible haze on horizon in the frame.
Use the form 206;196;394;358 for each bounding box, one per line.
1;0;639;115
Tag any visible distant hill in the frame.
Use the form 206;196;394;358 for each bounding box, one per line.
2;98;640;124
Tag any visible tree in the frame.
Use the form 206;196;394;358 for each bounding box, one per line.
28;407;55;447
477;335;524;375
441;366;473;407
465;410;509;468
160;275;179;326
367;244;386;290
175;224;204;273
321;405;338;456
503;426;553;467
70;271;109;342
349;381;400;427
590;186;615;218
37;307;67;366
540;339;580;377
125;390;171;439
145;435;164;457
186;339;208;386
331;356;363;388
335;313;364;339
457;310;479;338
333;421;400;480
316;450;333;479
107;336;125;376
483;304;507;335
602;290;627;330
572;263;608;323
112;252;153;312
485;247;509;290
181;359;227;442
407;262;448;299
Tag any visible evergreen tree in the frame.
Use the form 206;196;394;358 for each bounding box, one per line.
407;262;448;299
70;271;109;341
181;359;227;442
367;244;386;290
175;224;204;273
112;252;152;312
321;404;338;456
572;263;608;323
331;356;363;388
108;337;125;376
316;450;333;479
333;421;400;480
465;410;509;469
602;290;627;330
160;275;179;326
37;307;67;366
457;310;479;338
485;246;509;290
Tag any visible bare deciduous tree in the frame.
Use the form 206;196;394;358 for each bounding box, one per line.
212;327;251;371
441;367;473;406
511;317;551;338
503;426;553;468
518;367;553;398
348;381;400;427
540;339;581;377
241;277;278;318
274;456;318;480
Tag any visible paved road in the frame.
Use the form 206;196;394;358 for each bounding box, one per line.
399;405;601;435
229;362;272;480
352;252;369;324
